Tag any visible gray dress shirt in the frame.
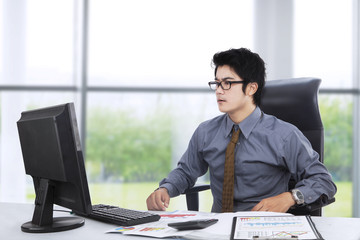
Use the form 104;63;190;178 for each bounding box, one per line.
159;107;337;212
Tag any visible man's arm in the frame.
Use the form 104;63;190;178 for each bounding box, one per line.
284;130;337;205
146;126;208;211
253;129;336;213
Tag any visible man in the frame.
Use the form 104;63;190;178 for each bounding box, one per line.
146;48;337;213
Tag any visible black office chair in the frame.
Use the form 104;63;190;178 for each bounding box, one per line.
183;77;335;216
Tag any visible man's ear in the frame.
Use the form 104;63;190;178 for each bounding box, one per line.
246;82;258;96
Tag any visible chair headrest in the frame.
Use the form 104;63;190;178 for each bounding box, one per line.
260;77;323;131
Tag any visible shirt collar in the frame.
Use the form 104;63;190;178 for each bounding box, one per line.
224;107;262;139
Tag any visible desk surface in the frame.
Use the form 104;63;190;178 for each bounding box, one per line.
1;202;360;240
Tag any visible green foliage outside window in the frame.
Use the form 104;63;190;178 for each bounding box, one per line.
86;107;172;182
319;96;353;181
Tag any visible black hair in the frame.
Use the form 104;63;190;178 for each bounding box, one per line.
212;48;266;106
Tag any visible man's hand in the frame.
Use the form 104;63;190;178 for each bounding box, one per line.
251;192;296;213
146;187;170;211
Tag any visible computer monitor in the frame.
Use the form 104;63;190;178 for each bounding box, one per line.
17;103;92;233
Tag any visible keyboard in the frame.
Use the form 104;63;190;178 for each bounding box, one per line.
86;204;161;226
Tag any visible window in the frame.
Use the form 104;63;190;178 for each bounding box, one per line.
0;0;359;217
293;0;356;217
294;0;353;88
87;0;254;211
25;0;74;85
0;0;77;202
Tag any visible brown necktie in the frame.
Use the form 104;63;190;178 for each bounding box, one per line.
221;127;240;212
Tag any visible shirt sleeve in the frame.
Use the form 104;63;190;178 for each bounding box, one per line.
159;125;209;197
282;129;337;204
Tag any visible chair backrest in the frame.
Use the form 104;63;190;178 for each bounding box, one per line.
259;77;323;216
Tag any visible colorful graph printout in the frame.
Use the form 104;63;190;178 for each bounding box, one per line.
231;216;322;240
114;226;135;232
139;227;166;232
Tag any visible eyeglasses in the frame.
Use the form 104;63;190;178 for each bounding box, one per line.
208;80;245;91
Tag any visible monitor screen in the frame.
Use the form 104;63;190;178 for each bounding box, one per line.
17;102;92;233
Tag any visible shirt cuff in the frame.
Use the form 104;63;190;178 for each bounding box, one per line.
159;183;179;197
297;187;317;204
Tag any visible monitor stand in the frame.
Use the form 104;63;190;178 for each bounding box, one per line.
21;178;85;233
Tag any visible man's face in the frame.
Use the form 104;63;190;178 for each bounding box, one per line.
215;65;255;117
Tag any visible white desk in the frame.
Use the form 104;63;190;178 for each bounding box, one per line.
1;202;360;240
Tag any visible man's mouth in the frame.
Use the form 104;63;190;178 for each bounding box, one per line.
217;99;226;103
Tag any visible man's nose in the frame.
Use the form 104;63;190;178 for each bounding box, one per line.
216;84;224;94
